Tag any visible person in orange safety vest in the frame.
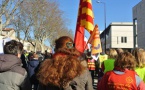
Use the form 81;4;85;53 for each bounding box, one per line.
86;51;96;85
97;51;145;90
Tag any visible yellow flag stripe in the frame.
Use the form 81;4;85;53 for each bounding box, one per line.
82;7;94;18
80;20;94;32
83;0;92;3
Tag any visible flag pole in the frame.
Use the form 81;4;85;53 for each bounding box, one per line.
84;25;98;52
74;0;94;53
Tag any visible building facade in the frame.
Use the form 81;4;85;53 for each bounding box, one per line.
133;0;145;49
100;22;134;52
1;28;16;39
0;28;33;52
0;28;51;53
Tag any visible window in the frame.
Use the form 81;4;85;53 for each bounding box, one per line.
117;37;118;44
121;37;127;43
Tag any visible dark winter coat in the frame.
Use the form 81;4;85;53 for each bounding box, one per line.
27;58;40;84
20;54;27;70
27;58;40;77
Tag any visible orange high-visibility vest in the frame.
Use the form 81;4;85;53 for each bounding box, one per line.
106;70;137;90
87;59;95;70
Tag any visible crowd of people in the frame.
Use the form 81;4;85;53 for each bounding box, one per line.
1;36;145;90
97;49;145;90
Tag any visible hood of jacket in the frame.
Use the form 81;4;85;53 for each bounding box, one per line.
28;59;39;67
0;54;25;75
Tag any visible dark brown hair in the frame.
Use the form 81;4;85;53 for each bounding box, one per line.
4;40;23;55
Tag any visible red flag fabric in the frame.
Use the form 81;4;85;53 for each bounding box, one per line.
74;24;85;53
74;0;94;53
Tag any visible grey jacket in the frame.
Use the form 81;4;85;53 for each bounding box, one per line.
0;54;31;90
38;69;94;90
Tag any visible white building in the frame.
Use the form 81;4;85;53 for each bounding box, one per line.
1;28;16;39
0;28;50;53
100;22;134;52
0;28;33;52
133;0;145;48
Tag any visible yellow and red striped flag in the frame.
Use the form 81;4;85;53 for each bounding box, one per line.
80;0;94;33
74;0;94;53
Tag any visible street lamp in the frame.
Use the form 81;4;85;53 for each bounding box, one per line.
97;1;107;53
0;19;2;36
97;1;106;29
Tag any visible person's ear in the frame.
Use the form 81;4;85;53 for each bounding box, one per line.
17;53;21;58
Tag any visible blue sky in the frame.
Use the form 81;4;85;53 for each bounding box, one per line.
57;0;141;38
1;0;141;40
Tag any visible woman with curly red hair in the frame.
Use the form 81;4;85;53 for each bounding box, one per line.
37;36;94;90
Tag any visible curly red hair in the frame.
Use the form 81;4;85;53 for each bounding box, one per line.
37;36;86;87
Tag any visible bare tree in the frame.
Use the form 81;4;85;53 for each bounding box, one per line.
2;0;74;52
0;0;23;35
19;0;72;52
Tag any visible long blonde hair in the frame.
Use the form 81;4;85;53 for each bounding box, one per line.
132;48;145;68
108;49;118;59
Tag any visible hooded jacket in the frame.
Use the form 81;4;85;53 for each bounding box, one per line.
27;58;40;78
0;54;31;90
